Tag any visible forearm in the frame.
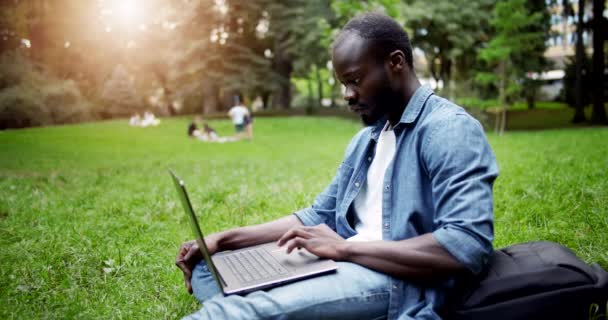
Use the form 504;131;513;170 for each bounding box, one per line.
342;233;467;281
214;214;303;251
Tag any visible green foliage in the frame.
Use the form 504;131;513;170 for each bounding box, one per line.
0;52;92;129
99;65;143;119
402;0;495;95
331;0;403;23
478;0;547;106
0;0;580;124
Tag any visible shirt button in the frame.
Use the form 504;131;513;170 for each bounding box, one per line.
384;223;389;229
367;156;372;161
385;185;390;190
355;182;360;187
393;284;398;289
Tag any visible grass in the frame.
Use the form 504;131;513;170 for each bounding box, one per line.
0;117;607;318
456;97;570;110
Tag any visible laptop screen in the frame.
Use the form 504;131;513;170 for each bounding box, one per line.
169;170;224;288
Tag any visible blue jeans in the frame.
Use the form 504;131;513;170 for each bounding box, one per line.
184;260;391;320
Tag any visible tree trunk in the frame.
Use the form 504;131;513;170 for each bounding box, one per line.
164;88;176;116
272;38;293;109
307;77;314;108
447;60;455;101
499;108;507;136
273;76;292;109
440;57;452;98
315;64;323;107
330;78;338;108
202;80;219;114
497;61;507;136
572;0;586;123
590;0;607;124
261;91;271;109
526;91;536;109
428;54;441;90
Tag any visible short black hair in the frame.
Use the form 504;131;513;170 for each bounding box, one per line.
333;12;413;68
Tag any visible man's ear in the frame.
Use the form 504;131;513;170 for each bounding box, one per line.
388;50;405;71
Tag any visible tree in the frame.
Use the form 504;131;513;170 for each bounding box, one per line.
590;0;607;124
402;0;495;99
270;0;336;109
519;0;552;109
477;0;544;135
0;51;92;128
99;64;142;118
572;0;587;123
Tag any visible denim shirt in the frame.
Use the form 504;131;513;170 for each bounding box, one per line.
294;85;499;319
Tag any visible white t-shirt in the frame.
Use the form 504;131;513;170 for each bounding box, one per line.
348;121;396;242
228;105;250;125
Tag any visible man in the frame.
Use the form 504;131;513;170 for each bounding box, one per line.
227;98;251;137
176;12;498;319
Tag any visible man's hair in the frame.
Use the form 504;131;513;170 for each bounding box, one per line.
333;12;413;68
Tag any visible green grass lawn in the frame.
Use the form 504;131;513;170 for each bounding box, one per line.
1;117;607;318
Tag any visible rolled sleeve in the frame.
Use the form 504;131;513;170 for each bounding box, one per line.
423;112;499;274
432;225;489;274
293;207;325;226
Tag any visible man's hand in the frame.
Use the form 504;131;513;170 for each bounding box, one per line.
175;236;219;294
277;224;348;260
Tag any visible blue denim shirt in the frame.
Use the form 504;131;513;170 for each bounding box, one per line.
294;86;499;319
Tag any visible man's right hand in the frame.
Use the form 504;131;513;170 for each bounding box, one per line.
175;237;219;294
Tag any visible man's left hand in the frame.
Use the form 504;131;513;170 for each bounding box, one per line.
277;224;348;260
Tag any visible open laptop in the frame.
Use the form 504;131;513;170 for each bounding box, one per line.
169;170;338;295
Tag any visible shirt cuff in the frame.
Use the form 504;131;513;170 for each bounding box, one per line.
293;207;324;226
432;226;491;275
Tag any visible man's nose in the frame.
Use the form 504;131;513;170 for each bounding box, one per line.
343;85;358;103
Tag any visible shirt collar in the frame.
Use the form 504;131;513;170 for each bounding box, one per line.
368;85;434;141
399;85;434;124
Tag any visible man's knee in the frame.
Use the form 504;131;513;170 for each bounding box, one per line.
191;262;222;303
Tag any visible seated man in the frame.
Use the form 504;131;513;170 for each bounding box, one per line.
176;13;498;320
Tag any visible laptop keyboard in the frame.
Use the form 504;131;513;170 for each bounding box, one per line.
221;248;288;284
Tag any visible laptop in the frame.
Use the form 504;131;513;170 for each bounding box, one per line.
169;170;338;295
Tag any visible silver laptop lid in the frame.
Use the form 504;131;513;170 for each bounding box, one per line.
169;169;225;289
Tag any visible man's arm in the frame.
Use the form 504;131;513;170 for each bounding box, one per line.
278;226;465;282
215;214;303;251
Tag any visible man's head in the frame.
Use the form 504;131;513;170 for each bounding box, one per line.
332;13;416;125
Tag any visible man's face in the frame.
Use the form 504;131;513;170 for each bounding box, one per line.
333;33;395;125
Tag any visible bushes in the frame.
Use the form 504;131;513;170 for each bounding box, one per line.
0;52;92;129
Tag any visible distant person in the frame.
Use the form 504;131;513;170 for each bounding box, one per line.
187;120;199;138
140;111;160;127
188;118;234;143
243;113;254;141
227;101;250;138
129;114;141;127
202;122;219;140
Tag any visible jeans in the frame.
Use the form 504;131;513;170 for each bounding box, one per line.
183;260;391;320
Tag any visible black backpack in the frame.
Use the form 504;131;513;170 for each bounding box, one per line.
445;241;608;320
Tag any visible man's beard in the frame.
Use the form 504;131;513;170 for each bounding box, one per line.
360;82;395;126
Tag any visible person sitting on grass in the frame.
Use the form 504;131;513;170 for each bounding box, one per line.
188;118;235;143
176;12;498;320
